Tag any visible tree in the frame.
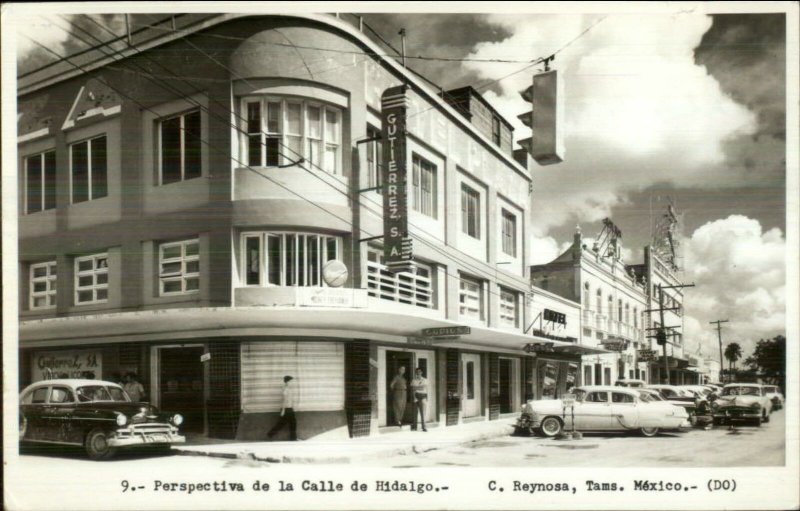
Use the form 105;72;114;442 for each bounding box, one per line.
724;342;742;383
745;335;786;389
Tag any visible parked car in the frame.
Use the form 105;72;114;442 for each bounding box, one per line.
763;385;784;410
646;384;699;415
679;385;715;398
711;383;772;426
614;379;647;388
19;379;185;460
516;386;690;438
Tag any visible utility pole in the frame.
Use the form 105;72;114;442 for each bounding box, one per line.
398;28;407;68
710;319;729;383
649;282;695;384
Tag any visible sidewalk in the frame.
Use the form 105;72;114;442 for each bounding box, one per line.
173;418;516;464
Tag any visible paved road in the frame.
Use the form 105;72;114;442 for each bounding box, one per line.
365;409;786;468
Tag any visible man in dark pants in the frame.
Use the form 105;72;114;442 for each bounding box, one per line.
267;376;297;440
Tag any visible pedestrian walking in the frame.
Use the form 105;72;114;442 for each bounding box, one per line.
267;376;298;441
389;366;408;426
123;372;145;402
410;367;428;432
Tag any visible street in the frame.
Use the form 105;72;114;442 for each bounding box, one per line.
11;409;785;471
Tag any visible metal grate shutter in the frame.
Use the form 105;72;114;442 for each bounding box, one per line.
241;341;344;412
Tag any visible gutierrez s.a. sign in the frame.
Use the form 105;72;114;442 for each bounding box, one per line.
381;85;413;274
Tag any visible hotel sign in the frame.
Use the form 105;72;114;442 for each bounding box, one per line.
421;326;471;338
381;85;413;273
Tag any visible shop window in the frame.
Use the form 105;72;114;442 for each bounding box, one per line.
365;124;382;191
24;150;56;214
501;209;517;257
159;109;201;184
459;275;483;321
70;135;107;203
499;288;518;328
465;361;475;399
242;98;341;173
411;153;437;217
366;246;433;308
74;253;108;304
29;260;57;310
460;183;480;239
242;232;340;287
159;239;199;295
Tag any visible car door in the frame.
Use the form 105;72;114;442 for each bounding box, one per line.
609;392;639;429
22;386;51;441
48;386;78;444
575;391;613;430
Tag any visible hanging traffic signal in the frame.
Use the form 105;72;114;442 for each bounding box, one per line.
517;69;564;165
656;329;668;346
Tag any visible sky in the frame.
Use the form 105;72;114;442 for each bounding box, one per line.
14;7;792;361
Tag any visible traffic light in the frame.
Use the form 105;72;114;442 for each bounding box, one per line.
656;329;667;346
517;69;564;165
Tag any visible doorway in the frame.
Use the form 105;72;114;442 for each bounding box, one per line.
386;350;414;426
158;346;205;434
499;358;512;413
462;353;481;418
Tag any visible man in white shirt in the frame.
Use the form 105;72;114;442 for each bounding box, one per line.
267;376;298;440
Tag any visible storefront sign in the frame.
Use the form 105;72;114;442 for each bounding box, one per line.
637;349;657;362
381;85;413;273
523;342;555;353
32;349;102;381
601;340;626;352
543;308;566;325
296;288;367;308
421;326;471;337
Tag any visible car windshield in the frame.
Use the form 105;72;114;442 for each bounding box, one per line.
722;386;760;396
76;385;130;402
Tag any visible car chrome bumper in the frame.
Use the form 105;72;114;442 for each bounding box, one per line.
110;432;186;447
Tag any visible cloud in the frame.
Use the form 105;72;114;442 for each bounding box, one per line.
16;14;74;69
461;12;763;233
681;215;785;359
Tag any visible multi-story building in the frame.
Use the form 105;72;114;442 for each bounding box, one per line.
16;13;592;440
530;227;650;386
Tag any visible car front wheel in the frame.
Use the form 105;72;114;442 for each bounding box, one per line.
85;428;117;460
539;416;563;437
640;426;659;437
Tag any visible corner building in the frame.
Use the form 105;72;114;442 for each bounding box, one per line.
17;13;589;440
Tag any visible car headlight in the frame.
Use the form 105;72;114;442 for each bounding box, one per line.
116;414;128;426
710;401;719;410
171;414;184;426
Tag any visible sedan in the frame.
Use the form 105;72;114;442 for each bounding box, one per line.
712;383;772;426
20;379;185;460
517;386;689;438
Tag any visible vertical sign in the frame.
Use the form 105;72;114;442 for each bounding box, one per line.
531;69;564;165
381;85;413;273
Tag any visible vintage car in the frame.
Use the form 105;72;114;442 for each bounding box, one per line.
19;379;185;460
646;384;699;415
614;379;647;388
711;383;772;426
763;385;784;410
516;386;690;438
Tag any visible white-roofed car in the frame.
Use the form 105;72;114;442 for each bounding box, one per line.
763;385;784;411
711;383;773;426
515;386;690;438
19;379;185;460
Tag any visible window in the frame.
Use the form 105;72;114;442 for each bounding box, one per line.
501;209;517;256
625;303;630;324
596;289;602;313
585;391;608;403
491;116;501;145
29;261;57;310
459;275;483;320
461;184;480;238
74;253;108;304
583;283;591;309
242;233;340;287
159;239;199;295
612;392;634;403
618;299;623;321
31;387;49;404
634;308;638;328
160;109;201;184
499;288;518;328
412;154;437;217
243;98;341;173
24;150;56;214
366;246;433;308
366;125;382;191
49;387;74;404
465;361;475;399
70;135;107;203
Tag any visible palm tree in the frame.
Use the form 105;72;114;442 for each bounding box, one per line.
724;342;743;383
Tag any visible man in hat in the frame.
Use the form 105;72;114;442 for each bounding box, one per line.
267;376;298;441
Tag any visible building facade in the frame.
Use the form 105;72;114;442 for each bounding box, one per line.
17;13;597;440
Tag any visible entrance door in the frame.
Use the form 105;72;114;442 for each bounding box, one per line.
159;346;204;434
499;358;513;413
386;351;414;425
462;353;481;418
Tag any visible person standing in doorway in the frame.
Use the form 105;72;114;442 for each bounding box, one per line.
267;376;298;441
410;367;428;432
123;372;145;403
389;366;408;426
